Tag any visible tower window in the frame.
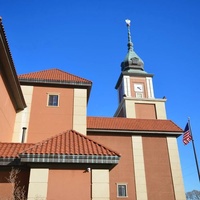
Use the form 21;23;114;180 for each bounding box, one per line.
117;183;128;197
47;94;59;106
136;92;143;98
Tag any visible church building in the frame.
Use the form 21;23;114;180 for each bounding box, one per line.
0;18;186;200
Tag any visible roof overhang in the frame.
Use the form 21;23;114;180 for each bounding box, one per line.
20;154;120;164
0;158;20;165
87;129;183;137
0;20;26;111
0;154;120;166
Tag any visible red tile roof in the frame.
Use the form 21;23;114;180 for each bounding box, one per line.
87;117;183;133
20;130;120;156
0;130;120;161
18;68;92;84
0;143;34;158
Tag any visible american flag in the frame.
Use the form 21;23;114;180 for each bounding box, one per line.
183;123;192;145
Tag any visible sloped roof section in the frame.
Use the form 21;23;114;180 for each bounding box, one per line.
0;143;34;165
87;117;183;133
0;143;34;158
0;130;120;165
18;68;92;85
21;130;120;156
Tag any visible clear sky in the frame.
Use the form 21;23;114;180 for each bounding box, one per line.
1;0;200;192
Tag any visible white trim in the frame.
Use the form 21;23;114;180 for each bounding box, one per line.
92;169;110;200
13;86;33;142
167;137;186;200
123;76;131;97
27;168;49;200
132;136;148;200
73;89;87;135
47;93;60;107
146;77;154;98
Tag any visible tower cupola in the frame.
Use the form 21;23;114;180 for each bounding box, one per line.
114;19;167;120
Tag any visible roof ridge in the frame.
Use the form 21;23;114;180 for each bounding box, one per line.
18;130;68;154
18;68;92;84
70;129;121;156
19;68;68;76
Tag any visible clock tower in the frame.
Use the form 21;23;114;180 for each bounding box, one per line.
114;20;167;119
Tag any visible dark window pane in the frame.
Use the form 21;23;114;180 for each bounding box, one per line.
48;95;58;106
118;185;127;197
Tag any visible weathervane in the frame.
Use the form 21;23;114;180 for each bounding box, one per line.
125;19;131;26
125;19;133;51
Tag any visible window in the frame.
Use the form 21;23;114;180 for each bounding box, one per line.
117;184;128;198
48;94;59;106
136;92;143;98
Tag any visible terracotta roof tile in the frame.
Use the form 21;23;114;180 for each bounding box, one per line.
18;68;92;84
20;130;120;156
87;117;183;132
0;143;34;158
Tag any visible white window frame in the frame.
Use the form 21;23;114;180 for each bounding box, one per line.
136;92;143;98
47;93;60;107
117;183;128;198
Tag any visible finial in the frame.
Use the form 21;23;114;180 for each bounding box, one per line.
121;19;145;72
125;19;133;51
125;19;131;26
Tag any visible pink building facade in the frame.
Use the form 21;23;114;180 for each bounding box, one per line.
0;18;186;200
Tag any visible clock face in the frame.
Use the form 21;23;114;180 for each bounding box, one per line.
134;83;143;92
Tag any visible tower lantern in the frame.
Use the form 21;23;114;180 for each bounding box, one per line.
114;20;167;119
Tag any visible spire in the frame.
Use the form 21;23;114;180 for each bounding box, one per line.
126;19;133;52
121;19;145;73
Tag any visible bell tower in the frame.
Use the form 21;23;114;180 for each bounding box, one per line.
114;20;167;119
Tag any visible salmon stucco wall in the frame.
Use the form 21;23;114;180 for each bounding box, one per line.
27;86;74;142
142;136;175;200
47;169;91;200
0;75;16;141
130;77;148;98
0;168;30;199
135;103;156;119
88;133;136;199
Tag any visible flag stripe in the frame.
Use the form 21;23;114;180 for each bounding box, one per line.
183;123;192;145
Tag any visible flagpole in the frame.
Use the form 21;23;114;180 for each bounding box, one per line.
188;118;200;182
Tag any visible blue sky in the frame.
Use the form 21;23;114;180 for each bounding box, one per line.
1;0;200;192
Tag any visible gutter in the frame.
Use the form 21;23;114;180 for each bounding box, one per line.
20;154;120;164
87;128;183;136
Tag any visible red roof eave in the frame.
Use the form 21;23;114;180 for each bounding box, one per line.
87;117;183;134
